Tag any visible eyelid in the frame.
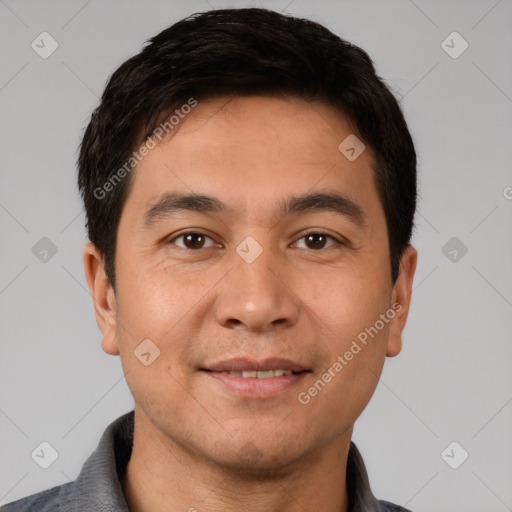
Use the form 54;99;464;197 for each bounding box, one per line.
291;229;345;248
166;230;220;249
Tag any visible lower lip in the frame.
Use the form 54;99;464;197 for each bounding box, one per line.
202;371;309;398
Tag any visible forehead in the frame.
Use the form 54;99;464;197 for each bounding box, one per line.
121;95;384;227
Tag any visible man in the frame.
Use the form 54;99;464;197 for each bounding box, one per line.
2;7;418;512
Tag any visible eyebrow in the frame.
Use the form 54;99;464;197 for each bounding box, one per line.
140;190;366;229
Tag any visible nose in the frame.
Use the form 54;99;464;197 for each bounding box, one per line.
213;244;300;333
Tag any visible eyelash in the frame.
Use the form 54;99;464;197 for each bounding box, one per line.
166;230;344;251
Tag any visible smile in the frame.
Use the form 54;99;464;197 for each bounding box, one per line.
201;369;310;399
219;369;294;378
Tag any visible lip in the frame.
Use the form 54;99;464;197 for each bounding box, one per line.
201;357;309;373
202;370;310;399
200;357;311;399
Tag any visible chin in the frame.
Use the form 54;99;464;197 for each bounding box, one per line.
203;437;309;477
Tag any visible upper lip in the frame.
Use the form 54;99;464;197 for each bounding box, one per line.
201;357;310;373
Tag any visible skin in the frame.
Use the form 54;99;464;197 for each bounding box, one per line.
84;95;417;512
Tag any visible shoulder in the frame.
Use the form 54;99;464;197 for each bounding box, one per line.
1;411;134;512
1;482;69;511
377;500;414;512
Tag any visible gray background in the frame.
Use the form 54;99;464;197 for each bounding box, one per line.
1;1;511;510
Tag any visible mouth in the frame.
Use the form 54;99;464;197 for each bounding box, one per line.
201;356;310;373
199;357;312;398
206;369;301;378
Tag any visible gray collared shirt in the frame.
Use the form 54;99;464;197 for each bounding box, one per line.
1;411;412;511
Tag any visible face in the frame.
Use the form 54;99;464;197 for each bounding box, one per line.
85;95;417;471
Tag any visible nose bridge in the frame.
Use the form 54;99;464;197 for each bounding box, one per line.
214;238;299;331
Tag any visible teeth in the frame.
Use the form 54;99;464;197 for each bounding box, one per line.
221;369;294;378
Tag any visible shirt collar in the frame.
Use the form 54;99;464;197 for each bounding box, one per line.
61;410;383;511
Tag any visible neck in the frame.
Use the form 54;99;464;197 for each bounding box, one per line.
122;408;351;512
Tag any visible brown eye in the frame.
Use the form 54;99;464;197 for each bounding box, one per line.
305;233;327;249
169;232;215;250
293;232;341;250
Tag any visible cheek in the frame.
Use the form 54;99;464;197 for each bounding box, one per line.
297;284;390;437
113;259;229;374
113;265;197;417
115;258;194;337
298;257;391;407
302;256;391;346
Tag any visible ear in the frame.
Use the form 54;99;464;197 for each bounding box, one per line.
386;245;418;357
83;242;120;356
